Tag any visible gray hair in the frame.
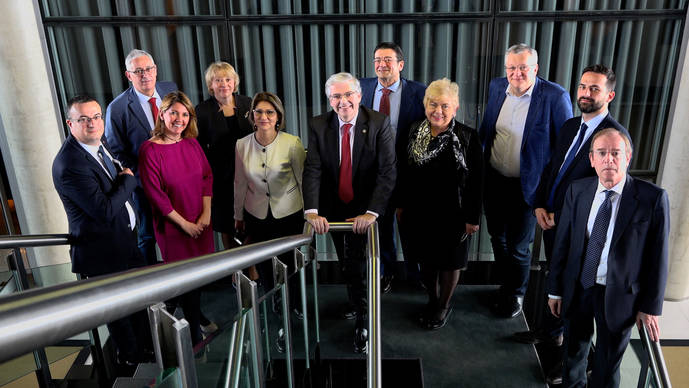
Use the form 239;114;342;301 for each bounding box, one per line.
505;43;538;64
125;49;155;71
325;72;361;98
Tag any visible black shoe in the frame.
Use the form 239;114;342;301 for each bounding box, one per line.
276;328;285;353
546;361;563;385
341;305;358;320
512;329;564;347
425;306;453;330
353;327;368;353
492;296;523;318
382;275;393;294
293;308;304;320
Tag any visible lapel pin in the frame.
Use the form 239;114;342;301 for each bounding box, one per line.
362;129;367;134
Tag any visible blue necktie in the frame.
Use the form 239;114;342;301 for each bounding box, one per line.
547;123;588;209
98;145;118;179
580;190;614;289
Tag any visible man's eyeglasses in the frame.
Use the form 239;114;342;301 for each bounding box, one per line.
373;57;397;64
505;64;535;73
329;91;358;101
71;114;103;125
128;65;157;76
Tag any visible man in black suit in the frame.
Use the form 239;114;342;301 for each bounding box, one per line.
359;42;427;292
514;65;629;351
303;72;396;353
53;95;149;365
547;127;669;387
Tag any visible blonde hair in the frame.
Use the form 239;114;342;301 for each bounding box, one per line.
204;61;240;96
151;91;198;139
423;78;460;108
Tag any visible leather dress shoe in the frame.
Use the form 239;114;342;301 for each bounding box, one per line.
276;328;286;353
512;329;564;347
546;361;563;385
381;275;393;294
293;308;304;320
492;296;523;318
341;305;358;320
353;327;368;353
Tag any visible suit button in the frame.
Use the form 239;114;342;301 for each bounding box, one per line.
262;179;267;183
266;193;270;197
262;163;265;167
262;148;266;152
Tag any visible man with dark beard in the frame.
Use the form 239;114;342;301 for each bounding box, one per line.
511;64;630;384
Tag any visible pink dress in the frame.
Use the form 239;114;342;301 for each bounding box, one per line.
139;138;214;263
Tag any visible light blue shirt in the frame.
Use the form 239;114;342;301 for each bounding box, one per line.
557;110;609;173
490;82;535;177
373;79;402;136
134;88;162;130
587;176;625;286
77;141;137;230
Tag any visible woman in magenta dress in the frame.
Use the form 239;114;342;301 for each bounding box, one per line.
138;91;213;345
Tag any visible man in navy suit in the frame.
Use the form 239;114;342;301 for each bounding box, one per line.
479;43;573;317
514;65;629;350
360;42;426;292
548;127;669;387
53;95;149;365
105;49;177;265
303;72;396;353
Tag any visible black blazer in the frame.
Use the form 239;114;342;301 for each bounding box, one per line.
533;113;629;218
303;106;396;218
52;136;143;276
547;175;669;333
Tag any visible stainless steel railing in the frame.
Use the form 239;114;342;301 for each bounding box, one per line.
0;222;382;388
638;324;672;387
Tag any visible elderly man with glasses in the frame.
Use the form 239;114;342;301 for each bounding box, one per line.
105;49;178;266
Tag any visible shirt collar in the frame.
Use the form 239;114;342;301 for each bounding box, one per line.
596;174;626;197
505;80;536;98
338;111;359;130
376;79;401;93
134;86;161;104
581;110;609;130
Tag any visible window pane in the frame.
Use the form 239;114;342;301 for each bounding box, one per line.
42;0;224;17
499;0;686;11
493;19;683;172
228;0;489;15
46;24;228;115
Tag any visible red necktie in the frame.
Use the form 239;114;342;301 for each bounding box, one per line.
148;97;159;126
338;124;354;204
379;88;392;116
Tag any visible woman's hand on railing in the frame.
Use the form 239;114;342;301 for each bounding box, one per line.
637;311;661;342
305;213;329;234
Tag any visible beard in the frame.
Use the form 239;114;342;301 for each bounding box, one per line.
577;97;604;113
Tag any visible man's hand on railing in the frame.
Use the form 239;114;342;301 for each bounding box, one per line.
346;213;376;234
306;213;330;234
636;311;661;342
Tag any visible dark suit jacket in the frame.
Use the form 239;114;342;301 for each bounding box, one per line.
533;113;629;219
479;76;573;206
52;136;144;276
303;106;396;218
104;81;178;173
547;175;669;333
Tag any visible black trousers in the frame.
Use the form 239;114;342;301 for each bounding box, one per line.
331;231;368;328
562;285;632;388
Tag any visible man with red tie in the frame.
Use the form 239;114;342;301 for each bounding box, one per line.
105;49;177;266
303;72;396;353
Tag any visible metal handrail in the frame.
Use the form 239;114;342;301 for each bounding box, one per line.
0;234;70;249
0;233;310;362
638;324;672;387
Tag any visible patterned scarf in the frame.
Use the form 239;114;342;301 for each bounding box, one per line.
409;119;467;173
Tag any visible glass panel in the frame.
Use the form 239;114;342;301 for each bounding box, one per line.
45;24;228;118
257;284;291;385
229;0;489;15
500;0;687;11
157;368;184;388
493;18;682;172
42;0;224;17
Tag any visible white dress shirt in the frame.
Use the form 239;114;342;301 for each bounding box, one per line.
78;141;137;230
234;131;306;220
557;110;608;173
490;83;535;177
134;88;162;130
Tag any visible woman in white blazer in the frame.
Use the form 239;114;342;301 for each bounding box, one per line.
234;92;306;311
